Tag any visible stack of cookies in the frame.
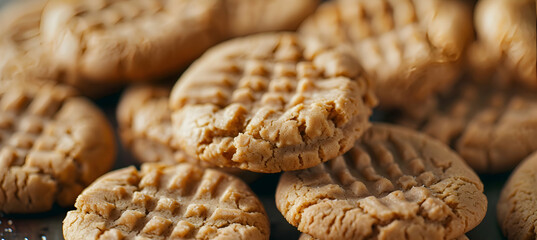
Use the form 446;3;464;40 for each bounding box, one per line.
0;0;535;239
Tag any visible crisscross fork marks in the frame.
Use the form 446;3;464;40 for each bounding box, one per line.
170;33;375;173
0;84;73;167
67;163;269;240
276;124;487;240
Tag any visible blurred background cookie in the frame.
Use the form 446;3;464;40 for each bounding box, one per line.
276;124;486;239
63;163;270;240
39;0;319;90
299;0;474;113
0;80;116;213
169;32;377;173
0;0;56;81
469;0;536;88
395;80;537;173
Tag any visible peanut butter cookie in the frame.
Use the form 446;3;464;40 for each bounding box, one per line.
0;80;116;213
396;81;537;173
117;85;258;181
169;33;377;173
497;152;537;240
40;0;319;85
469;0;536;88
276;124;486;240
299;0;473;110
63;163;270;240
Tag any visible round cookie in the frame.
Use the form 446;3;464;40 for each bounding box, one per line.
169;32;377;173
299;0;473;110
470;0;536;88
395;81;537;173
117;85;258;181
0;80;116;213
40;0;319;84
497;152;537;240
299;233;469;240
276;124;486;240
63;163;270;240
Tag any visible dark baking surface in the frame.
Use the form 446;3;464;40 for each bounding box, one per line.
0;91;508;240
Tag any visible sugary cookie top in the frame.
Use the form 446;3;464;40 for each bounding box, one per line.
0;81;116;213
277;124;486;240
63;163;270;240
169;32;376;172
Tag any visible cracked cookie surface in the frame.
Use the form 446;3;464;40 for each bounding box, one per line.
276;124;486;240
470;0;536;88
299;0;473;110
117;85;258;181
63;163;270;240
396;81;537;173
0;80;116;213
497;152;537;240
169;32;377;173
40;0;319;84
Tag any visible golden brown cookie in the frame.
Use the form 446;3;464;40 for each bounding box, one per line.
0;80;116;213
497;152;537;240
276;124;486;240
117;85;259;181
63;163;270;240
299;0;473;110
40;0;319;85
469;0;536;88
396;81;537;173
169;33;377;173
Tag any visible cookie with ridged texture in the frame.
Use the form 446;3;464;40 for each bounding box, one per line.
0;80;116;213
169;33;377;173
396;81;537;173
40;0;319;85
117;85;259;181
299;0;473;110
63;163;270;240
497;152;537;240
469;0;536;88
276;124;486;240
298;233;469;240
